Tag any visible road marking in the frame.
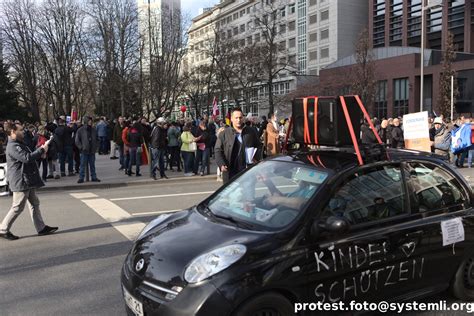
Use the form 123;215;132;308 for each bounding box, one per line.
132;210;179;216
70;193;145;241
69;192;98;199
110;191;214;201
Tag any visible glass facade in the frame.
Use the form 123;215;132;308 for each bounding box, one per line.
393;78;409;117
389;0;403;45
375;80;388;119
373;0;386;47
297;0;308;74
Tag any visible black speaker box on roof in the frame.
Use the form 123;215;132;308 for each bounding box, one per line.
291;96;362;146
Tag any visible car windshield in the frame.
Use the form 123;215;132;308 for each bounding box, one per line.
203;161;329;230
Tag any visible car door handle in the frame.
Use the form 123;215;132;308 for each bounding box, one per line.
405;230;423;238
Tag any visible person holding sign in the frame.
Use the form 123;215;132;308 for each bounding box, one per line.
0;123;58;240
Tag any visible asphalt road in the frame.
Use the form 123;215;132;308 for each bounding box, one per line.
0;179;471;316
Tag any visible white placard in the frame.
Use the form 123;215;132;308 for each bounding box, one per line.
402;111;429;140
441;218;465;246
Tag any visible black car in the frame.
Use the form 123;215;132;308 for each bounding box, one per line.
121;148;474;316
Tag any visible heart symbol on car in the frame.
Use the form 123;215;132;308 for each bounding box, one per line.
401;242;416;258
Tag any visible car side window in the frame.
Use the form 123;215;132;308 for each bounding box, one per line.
321;165;407;225
405;162;467;212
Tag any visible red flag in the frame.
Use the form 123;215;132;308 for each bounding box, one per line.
211;97;219;118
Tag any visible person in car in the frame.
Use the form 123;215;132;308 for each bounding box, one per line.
367;197;398;219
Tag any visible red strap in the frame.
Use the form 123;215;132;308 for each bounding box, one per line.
313;97;319;145
307;155;317;167
339;96;364;165
303;98;311;143
354;95;383;145
316;155;326;168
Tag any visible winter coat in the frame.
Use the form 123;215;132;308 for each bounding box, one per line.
361;124;377;145
113;123;124;145
433;125;451;157
215;126;262;170
266;121;280;156
127;126;142;148
195;127;211;149
150;126;167;149
96;121;108;138
6;139;45;192
75;125;98;154
391;126;404;148
167;126;181;147
54;124;74;152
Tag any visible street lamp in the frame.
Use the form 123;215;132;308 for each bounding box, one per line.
420;0;443;112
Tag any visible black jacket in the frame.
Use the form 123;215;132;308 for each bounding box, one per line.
215;126;261;170
55;124;74;152
195;127;211;148
150;126;167;149
361;124;377;145
391;126;404;148
6;139;45;192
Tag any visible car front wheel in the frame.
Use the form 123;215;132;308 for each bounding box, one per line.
451;257;474;300
233;292;294;316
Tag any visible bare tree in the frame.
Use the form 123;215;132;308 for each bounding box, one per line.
1;0;42;122
351;28;377;114
438;31;459;118
252;0;292;114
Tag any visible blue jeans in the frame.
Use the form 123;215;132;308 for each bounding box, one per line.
150;148;166;177
99;136;108;154
59;145;74;173
194;148;209;174
182;151;194;174
79;153;97;180
128;147;141;174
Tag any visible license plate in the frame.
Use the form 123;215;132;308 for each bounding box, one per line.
123;286;144;316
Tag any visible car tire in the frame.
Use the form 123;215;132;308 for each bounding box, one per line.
233;292;294;316
451;257;474;300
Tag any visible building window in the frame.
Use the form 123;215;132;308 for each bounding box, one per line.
280;7;286;17
279;41;286;51
320;29;329;40
309;50;317;60
288;21;296;31
280;24;286;33
240;24;245;33
233;12;239;20
393;78;409;117
375;80;388;119
309;32;317;42
320;47;329;58
233;27;239;36
373;0;386;47
240;9;245;17
255;33;261;42
309;0;317;6
321;10;329;21
288;55;297;66
289;38;296;48
309;14;317;24
289;4;296;14
247;7;250;14
247;36;253;45
390;0;403;44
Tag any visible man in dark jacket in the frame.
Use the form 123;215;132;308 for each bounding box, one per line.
0;122;58;240
391;118;404;149
55;118;75;176
215;108;262;183
150;117;168;180
113;116;125;170
361;120;377;145
75;116;100;183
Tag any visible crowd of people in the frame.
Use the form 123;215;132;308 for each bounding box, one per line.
2;111;474;190
361;115;474;168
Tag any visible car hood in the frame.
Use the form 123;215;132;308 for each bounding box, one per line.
130;208;270;287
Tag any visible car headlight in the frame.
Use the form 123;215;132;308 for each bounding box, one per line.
136;213;172;240
184;244;246;284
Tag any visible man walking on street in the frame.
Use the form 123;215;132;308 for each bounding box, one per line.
215;107;261;183
0;122;58;240
75;116;101;183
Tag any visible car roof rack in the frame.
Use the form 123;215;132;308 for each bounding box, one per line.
285;95;385;166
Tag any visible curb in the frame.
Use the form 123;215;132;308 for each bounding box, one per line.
38;174;219;192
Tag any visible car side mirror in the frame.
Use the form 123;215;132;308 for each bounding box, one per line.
311;216;350;238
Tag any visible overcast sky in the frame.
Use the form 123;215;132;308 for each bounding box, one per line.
181;0;219;19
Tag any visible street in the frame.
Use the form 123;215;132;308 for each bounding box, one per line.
0;180;220;316
0;176;472;316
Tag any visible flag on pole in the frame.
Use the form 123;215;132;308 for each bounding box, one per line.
211;96;219;119
225;109;231;126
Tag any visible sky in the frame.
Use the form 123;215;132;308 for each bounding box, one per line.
181;0;219;19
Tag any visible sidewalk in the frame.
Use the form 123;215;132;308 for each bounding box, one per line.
39;154;219;192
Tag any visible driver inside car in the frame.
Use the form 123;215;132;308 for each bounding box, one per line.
257;168;320;210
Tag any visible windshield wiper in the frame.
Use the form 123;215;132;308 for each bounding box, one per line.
199;203;255;229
